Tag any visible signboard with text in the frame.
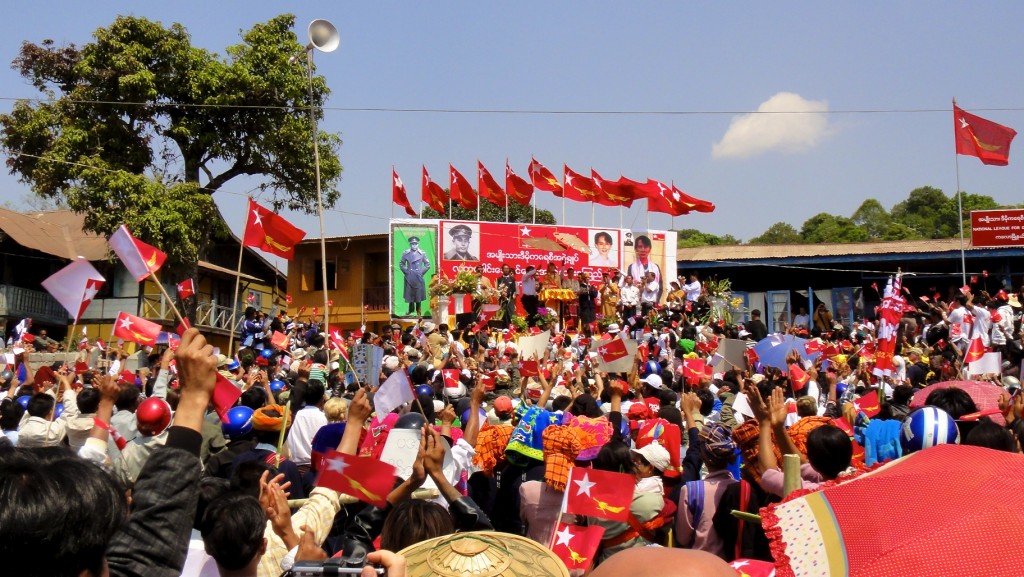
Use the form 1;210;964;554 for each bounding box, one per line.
971;209;1024;247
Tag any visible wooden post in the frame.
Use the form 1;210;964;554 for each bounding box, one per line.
782;453;802;496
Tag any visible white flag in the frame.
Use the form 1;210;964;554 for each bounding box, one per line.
41;258;106;322
373;369;415;417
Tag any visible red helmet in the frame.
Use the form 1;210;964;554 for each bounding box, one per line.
136;398;172;437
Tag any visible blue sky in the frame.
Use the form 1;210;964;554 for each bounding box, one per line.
0;2;1021;244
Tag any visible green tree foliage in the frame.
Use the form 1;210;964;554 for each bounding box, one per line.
889;186;948;239
676;228;740;248
748;222;802;245
850;198;892;239
422;198;556;225
0;14;342;265
936;191;1001;238
799;213;869;244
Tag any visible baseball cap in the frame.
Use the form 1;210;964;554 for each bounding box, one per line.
493;396;514;415
631;443;671;472
641;373;663;389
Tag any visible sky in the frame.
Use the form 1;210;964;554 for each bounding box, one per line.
0;2;1022;245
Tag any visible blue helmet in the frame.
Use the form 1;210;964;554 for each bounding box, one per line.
415;384;434;398
835;381;848;398
641;360;660;378
54;403;64;419
221;406;255;438
15;396;30;409
260;348;274;359
269;380;287;393
901;406;959;454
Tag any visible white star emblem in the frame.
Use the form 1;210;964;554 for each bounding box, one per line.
517;361;525;369
960;116;969;129
573;471;596;497
554;526;575;548
672;190;681;201
82;284;100;302
394;175;403;188
325;457;349;475
119;316;133;330
451;169;458;182
520;226;531;237
593;175;603;186
565;173;575;187
529;162;539;177
332;331;342;341
730;560;749;569
598;346;608;357
251;209;263;227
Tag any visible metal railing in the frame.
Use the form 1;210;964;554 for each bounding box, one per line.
0;285;67;323
142;294;243;331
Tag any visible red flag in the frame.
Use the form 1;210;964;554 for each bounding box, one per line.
477;161;507;207
590;170;633;207
954;104;1017;166
243;199;307;260
671;183;715;214
392;168;417;217
41;258;106;323
421;166;447;214
834;416;854;437
563;165;601;202
175;319;191;337
645;179;684;216
683;358;706;383
473;304;499;333
562;467;634;521
480;371;497;391
965;336;986;364
744;348;759;367
328;325;347;351
212;373;243;418
803;340;823;355
528;157;563;196
449;164;478;210
285;294;293;304
176;279;195;300
505;160;534;205
270;331;289;350
517;359;540;377
316;449;397;507
597;338;629;364
789;363;810;391
109;225;167;282
851;389;881;418
551;522;604;571
112;312;161;347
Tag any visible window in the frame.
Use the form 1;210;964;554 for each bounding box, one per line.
310;258;337;291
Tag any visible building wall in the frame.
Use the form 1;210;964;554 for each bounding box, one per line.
288;236;391;332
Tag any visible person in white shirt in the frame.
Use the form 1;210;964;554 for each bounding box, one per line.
792;307;810;330
990;295;1015;347
619;275;640;320
682;273;702;303
641;271;659;316
285;379;329;473
520;265;539;323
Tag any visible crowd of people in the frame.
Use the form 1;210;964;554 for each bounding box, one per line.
1;271;1022;577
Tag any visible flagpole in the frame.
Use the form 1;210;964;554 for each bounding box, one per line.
953;97;967;286
591;201;595;227
228;206;249;354
619;206;623;230
150;270;186;326
532;192;536;224
304;49;332;334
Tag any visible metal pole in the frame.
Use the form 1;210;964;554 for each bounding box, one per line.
306;50;331;332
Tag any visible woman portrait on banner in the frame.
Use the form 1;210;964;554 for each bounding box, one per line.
590;230;617;267
626;234;662;304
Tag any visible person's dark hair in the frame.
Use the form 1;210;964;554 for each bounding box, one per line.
0;448;127;577
26;393;55;419
571;393;604;419
304;379;326;406
593;439;635;476
409;393;436;422
194;477;231;530
311;349;329;365
230;460;275;499
658;406;683;429
201;493;266;571
695;388;715;416
634;234;652;249
1;398;25;431
805;425;852;480
410;364;431;385
965;418;1018;453
551;395;573;413
595;231;613;245
239;387;267;410
76;387;101;414
891;384;914;406
379;499;454;552
115;386;140;412
750;309;761;318
924;387;978;420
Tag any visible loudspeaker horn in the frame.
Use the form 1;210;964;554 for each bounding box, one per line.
307;19;339;53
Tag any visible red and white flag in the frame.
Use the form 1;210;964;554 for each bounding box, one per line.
176;279;195;300
872;274;904;377
477;161;508;207
562;467;634;521
316;450;397;508
472;304;500;333
954;104;1017;166
112;311;161;347
551;522;604;571
505;160;534;205
563;165;601;203
965;336;987;364
109;225;166;282
41;258;105;322
449;164;478;210
517;359;540;378
596;337;629;364
421;166;448;214
528;157;563;196
242;199;307;260
789;363;810;391
212;373;243;418
852;389;881;418
392;167;417;217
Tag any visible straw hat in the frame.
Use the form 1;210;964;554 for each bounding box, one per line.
397;531;569;577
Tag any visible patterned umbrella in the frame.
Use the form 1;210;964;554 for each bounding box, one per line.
764;444;1024;577
752;334;820;370
910;380;1005;425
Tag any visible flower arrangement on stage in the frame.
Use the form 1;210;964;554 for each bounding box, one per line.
534;307;559;329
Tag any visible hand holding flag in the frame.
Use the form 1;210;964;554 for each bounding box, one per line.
316;449;397;507
562;467;634;521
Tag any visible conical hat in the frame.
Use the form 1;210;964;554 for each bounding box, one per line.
397;531;569;577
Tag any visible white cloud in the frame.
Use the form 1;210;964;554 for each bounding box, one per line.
712;92;830;159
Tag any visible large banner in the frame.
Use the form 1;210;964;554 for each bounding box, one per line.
391;222;439;320
971;209;1024;247
390;219;676;319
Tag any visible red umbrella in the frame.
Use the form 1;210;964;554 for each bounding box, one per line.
910;380;1005;425
764;445;1024;577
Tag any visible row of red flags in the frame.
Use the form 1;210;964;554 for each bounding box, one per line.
392;158;715;218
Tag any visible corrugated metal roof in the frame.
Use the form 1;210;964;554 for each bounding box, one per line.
679;238;973;262
0;208;108;260
297;233;389;244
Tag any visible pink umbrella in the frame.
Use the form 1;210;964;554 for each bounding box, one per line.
910;380;1005;425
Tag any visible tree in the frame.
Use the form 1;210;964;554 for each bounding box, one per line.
748;222;802;245
0;15;342;266
850;198;892;239
675;228;740;248
936;191;1001;238
889;186;948;239
799;213;869;244
421;198;556;224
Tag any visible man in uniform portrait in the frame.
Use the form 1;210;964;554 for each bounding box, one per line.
443;224;478;260
399;236;431;316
